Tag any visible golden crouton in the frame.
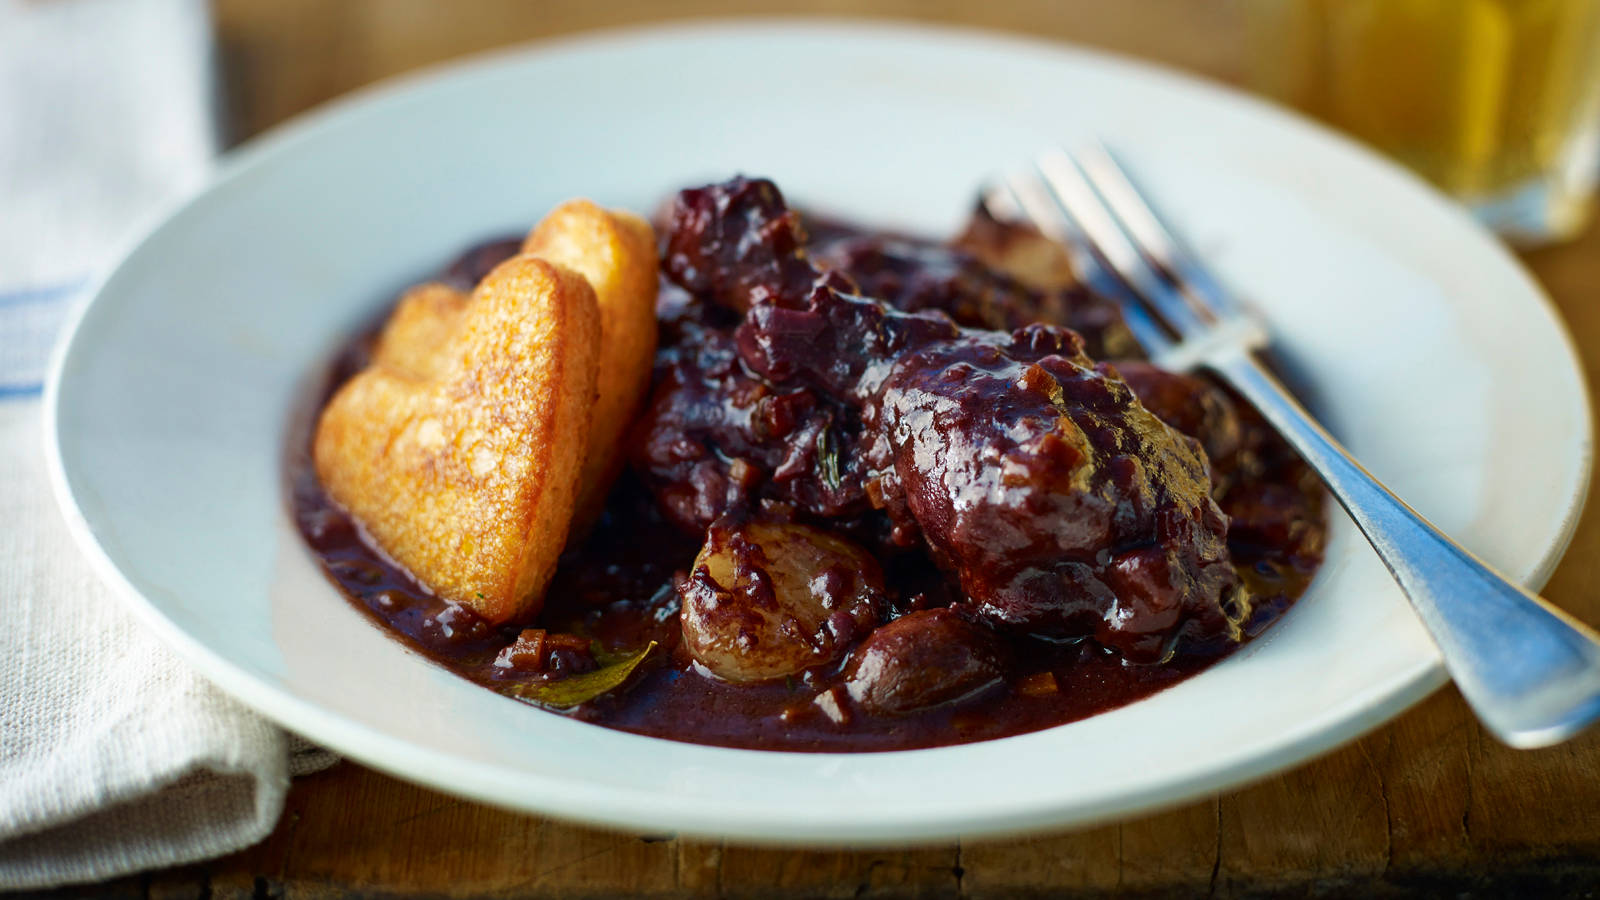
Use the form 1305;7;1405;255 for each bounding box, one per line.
371;282;467;380
314;256;601;623
523;200;658;532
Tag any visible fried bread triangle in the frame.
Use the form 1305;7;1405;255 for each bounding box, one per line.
314;256;601;623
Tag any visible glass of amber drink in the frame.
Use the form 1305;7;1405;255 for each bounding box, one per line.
1241;0;1600;244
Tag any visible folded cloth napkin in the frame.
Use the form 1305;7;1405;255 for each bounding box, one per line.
0;0;334;888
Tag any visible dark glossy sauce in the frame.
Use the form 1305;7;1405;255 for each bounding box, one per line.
290;207;1325;752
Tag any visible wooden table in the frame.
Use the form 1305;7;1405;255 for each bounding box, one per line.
58;2;1600;896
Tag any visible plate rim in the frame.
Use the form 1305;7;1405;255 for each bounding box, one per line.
43;17;1594;844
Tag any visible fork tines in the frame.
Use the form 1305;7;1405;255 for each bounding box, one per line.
986;142;1263;369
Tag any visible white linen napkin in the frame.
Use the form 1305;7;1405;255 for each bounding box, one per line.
0;0;334;888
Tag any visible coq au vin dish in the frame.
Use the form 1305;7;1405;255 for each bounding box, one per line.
293;176;1327;751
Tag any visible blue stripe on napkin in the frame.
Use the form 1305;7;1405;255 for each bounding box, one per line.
0;279;87;397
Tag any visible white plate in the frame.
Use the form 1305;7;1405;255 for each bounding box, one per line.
47;21;1591;843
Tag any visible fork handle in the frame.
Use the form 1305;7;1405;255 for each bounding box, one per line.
1206;346;1600;748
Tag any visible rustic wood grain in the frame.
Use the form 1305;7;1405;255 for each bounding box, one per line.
36;1;1599;896
212;0;1248;141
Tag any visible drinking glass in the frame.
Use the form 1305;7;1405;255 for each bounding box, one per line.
1241;0;1600;244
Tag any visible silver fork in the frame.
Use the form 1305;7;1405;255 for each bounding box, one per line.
989;144;1600;748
